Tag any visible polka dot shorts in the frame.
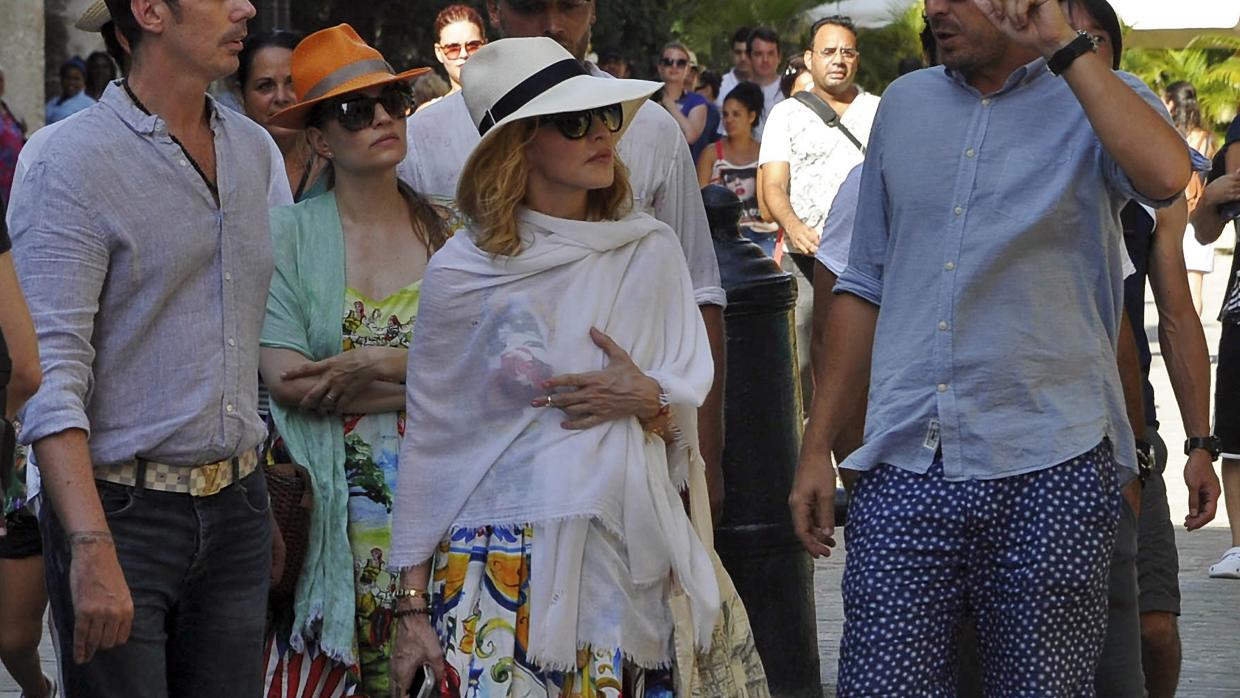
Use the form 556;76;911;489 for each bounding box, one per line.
838;442;1121;697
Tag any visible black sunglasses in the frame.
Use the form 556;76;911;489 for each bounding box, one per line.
659;57;690;68
326;84;414;131
538;103;624;140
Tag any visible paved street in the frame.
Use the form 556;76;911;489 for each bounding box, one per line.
5;244;1240;696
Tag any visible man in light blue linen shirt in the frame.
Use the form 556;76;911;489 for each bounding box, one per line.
10;0;290;694
788;0;1218;693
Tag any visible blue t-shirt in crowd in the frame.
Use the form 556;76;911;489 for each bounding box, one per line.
45;92;95;125
678;91;712;164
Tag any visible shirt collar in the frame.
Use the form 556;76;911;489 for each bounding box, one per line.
944;55;1050;98
101;79;222;137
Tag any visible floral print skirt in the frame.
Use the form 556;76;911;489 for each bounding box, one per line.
431;524;675;698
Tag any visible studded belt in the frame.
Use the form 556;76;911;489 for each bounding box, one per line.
94;449;259;497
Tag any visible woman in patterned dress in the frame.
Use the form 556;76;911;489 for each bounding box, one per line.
256;26;452;697
388;38;722;698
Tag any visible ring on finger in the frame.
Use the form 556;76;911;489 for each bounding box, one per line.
543;395;554;408
326;392;338;402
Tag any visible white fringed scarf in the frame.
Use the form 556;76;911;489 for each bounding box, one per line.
389;207;719;669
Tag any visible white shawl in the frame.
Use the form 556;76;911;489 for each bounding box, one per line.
389;208;719;669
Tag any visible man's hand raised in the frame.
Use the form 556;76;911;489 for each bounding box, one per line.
972;0;1076;57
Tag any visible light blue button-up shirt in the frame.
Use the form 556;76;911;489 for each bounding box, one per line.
835;59;1178;481
12;82;281;467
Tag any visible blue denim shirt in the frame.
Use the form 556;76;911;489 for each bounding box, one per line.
835;59;1179;481
11;82;278;467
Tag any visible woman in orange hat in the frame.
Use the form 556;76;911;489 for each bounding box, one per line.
254;24;455;698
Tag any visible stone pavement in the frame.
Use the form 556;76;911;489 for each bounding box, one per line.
4;246;1239;696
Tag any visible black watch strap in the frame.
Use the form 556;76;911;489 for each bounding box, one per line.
1184;436;1221;461
1047;32;1098;76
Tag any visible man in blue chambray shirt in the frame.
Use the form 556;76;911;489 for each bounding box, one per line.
788;0;1219;693
9;0;291;695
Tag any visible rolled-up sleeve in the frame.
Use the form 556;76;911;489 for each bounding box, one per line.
1100;73;1191;209
651;121;726;309
11;161;108;445
834;110;888;307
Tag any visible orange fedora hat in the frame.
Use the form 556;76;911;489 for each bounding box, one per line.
269;24;430;130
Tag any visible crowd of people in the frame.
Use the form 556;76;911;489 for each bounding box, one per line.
0;0;1238;697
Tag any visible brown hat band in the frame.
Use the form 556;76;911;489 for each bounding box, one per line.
304;58;395;101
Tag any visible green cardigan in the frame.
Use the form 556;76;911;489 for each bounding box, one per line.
261;191;356;663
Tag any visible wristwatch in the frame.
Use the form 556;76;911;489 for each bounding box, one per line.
1047;31;1099;76
1184;435;1221;461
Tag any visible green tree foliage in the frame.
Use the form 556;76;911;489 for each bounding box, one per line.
284;1;679;80
854;2;925;94
1121;37;1240;134
593;0;677;79
667;0;823;73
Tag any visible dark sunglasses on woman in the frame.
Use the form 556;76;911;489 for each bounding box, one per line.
658;57;689;68
438;40;486;60
327;84;415;131
539;103;624;140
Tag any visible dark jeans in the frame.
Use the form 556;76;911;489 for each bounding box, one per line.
40;471;271;697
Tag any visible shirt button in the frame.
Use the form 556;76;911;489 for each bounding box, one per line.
223;272;233;282
954;206;964;216
179;158;189;167
937;383;949;393
944;261;956;271
965;148;976;158
938;321;949;331
981;98;992;106
225;403;235;414
227;337;236;347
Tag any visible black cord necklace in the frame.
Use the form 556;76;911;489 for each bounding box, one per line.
122;79;219;201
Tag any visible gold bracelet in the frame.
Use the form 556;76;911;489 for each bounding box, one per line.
393;587;429;601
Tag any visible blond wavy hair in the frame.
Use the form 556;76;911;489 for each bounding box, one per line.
456;119;634;256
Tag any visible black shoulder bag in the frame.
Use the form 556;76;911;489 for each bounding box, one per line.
792;91;866;154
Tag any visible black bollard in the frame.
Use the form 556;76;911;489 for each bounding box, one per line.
704;185;822;698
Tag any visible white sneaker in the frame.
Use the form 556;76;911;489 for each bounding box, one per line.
1209;546;1240;579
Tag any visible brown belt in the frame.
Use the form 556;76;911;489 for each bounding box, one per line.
95;449;259;497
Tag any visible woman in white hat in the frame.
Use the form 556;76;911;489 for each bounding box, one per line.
255;24;457;698
388;36;720;697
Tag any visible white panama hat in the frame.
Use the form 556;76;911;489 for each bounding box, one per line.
461;37;660;144
75;0;110;32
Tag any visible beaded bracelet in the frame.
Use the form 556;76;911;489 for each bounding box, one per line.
393;607;431;619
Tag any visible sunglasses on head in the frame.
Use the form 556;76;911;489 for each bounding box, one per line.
325;84;414;131
438;39;485;60
538;103;624;140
